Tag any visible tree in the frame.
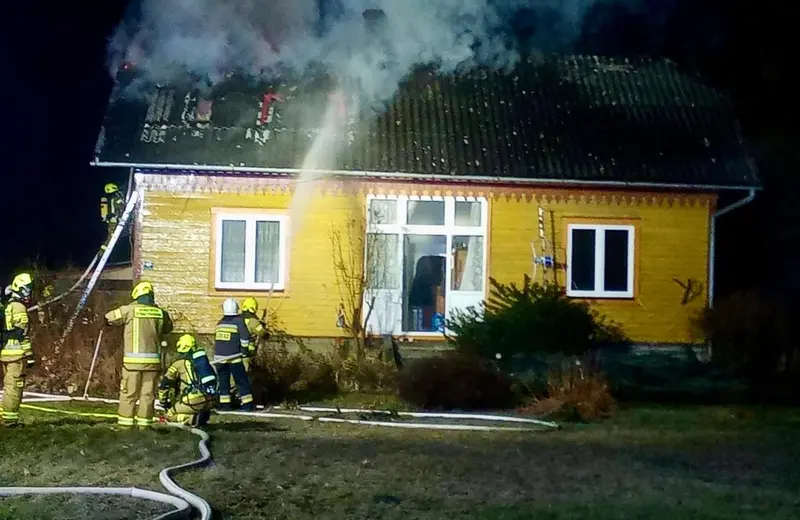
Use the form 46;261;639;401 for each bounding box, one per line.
329;214;393;360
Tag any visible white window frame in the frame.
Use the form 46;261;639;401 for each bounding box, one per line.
566;223;635;299
365;194;489;335
214;212;289;291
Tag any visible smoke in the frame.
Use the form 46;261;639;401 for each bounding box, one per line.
108;0;610;104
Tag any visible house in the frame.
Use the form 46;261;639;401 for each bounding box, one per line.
91;54;760;350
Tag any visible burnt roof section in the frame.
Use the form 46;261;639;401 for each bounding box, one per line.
94;54;760;188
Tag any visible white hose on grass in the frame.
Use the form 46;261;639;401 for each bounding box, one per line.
0;486;191;520
1;393;212;520
277;405;561;429
158;424;213;520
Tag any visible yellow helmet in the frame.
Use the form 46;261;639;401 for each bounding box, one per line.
176;334;197;354
241;297;259;314
11;273;33;299
131;281;154;300
104;183;119;194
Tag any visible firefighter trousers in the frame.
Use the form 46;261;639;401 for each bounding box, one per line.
118;367;159;427
167;399;214;426
230;356;252;399
1;360;26;426
217;360;253;411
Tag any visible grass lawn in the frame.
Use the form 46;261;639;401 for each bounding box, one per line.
1;400;799;519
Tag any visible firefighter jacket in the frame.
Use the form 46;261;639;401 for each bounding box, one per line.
213;315;251;361
100;192;125;224
2;300;32;363
242;311;268;358
105;303;173;371
158;351;217;408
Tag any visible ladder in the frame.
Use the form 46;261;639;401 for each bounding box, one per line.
59;190;140;343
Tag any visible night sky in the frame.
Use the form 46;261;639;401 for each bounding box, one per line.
3;1;797;303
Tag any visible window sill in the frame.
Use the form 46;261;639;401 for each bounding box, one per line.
567;291;634;300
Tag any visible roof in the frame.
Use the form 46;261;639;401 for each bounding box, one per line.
93;54;761;189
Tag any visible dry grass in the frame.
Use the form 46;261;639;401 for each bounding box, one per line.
2;401;799;520
28;289;126;397
523;358;617;422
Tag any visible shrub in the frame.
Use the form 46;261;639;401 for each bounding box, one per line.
248;315;398;404
397;352;518;410
523;358;616;422
26;272;128;397
601;349;749;404
693;291;798;386
447;275;627;366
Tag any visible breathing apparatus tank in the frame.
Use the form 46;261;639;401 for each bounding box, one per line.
176;334;218;396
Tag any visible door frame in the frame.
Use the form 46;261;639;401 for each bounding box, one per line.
362;193;489;337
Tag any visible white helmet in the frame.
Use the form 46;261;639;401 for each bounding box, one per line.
222;298;240;316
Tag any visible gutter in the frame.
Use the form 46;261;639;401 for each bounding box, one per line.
90;161;762;193
708;189;757;308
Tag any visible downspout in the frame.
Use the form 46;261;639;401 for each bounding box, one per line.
708;189;757;308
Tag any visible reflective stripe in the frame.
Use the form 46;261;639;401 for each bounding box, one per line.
201;375;216;383
110;309;123;321
192;350;207;359
240;394;254;404
219;395;231;404
2;411;20;419
117;416;135;426
135;417;153;426
123;353;161;364
1;349;26;356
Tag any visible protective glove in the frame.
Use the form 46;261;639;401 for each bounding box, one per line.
160;398;171;410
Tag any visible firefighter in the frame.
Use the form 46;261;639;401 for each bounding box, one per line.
105;281;173;428
230;297;270;403
1;273;35;427
158;334;217;426
214;298;254;411
100;182;125;238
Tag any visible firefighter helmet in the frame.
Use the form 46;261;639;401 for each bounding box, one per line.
222;298;239;316
131;281;154;300
104;183;120;194
241;297;259;314
11;273;33;299
176;334;197;354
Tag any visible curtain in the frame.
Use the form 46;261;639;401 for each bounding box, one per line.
255;221;280;283
221;220;246;283
458;202;484;291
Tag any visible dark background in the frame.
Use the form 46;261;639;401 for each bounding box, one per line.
2;1;796;304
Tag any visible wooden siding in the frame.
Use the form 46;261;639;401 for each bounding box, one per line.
490;190;714;344
136;174;714;343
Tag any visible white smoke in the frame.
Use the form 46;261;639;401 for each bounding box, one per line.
108;0;605;104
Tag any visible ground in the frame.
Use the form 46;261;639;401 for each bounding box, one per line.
1;399;799;520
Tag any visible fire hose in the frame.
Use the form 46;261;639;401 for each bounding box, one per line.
1;390;558;519
0;392;212;520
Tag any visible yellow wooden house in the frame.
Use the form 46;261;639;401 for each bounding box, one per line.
92;55;760;348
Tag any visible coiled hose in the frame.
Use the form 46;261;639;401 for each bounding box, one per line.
0;394;212;520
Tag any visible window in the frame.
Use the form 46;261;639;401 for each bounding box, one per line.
566;224;635;298
214;212;288;290
365;195;488;334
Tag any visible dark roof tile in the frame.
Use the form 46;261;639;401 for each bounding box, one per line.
94;54;760;188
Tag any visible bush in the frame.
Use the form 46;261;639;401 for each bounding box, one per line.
523;358;616;422
26;272;128;397
397;352;519;410
447;276;627;366
601;349;749;404
249;317;398;404
693;291;798;387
